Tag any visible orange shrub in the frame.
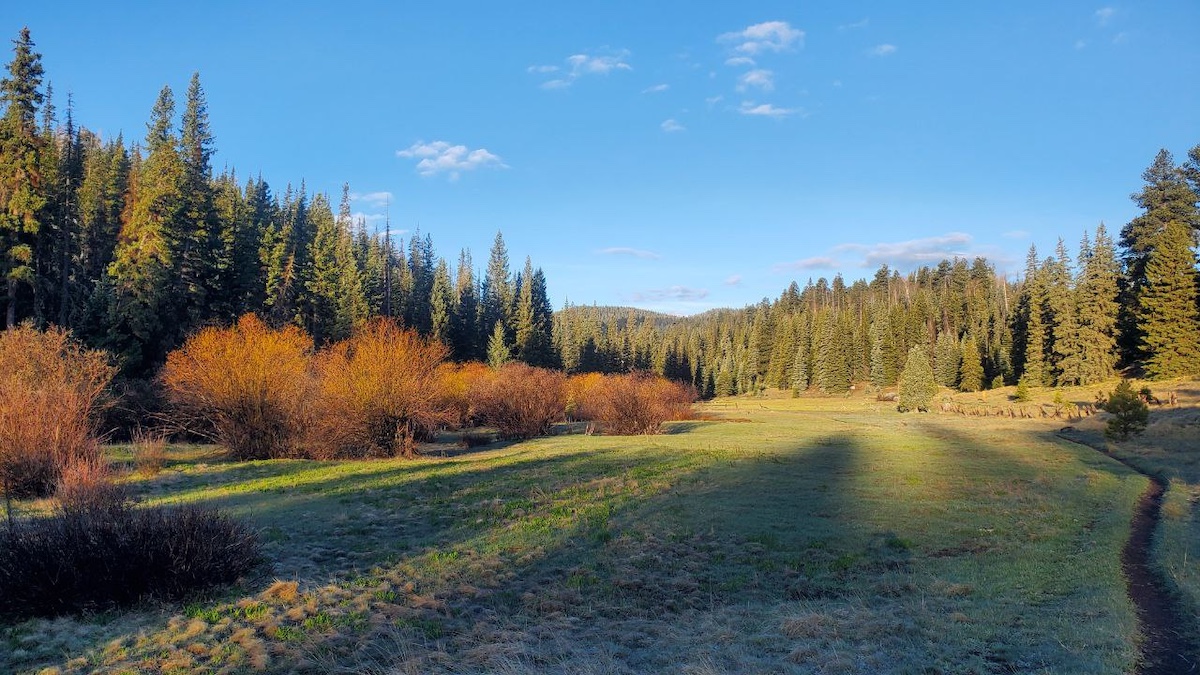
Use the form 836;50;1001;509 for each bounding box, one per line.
584;372;696;435
438;361;491;429
470;363;566;439
161;314;313;460
0;325;114;498
309;319;450;459
566;372;606;421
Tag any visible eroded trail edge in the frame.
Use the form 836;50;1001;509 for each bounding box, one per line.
1122;478;1195;674
1059;432;1196;674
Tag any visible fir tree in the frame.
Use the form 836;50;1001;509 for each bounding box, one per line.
174;72;224;333
958;335;984;392
933;331;961;388
1013;245;1047;385
1076;224;1120;383
429;258;454;346
481;231;513;345
449;248;479;360
1049;238;1085;386
1139;219;1200;379
486;320;510;368
0;27;46;327
898;344;937;412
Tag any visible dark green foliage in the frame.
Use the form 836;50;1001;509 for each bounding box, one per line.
1139;219;1200;379
0;496;260;620
1104;379;1149;440
958;335;984;392
934;331;961;388
898;344;936;412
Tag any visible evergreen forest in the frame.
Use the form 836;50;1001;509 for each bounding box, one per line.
2;28;1199;390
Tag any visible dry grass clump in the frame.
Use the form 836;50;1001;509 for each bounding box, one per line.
0;462;260;620
161;314;313;460
470;364;567;439
572;372;696;435
309;320;451;459
130;428;168;475
0;324;114;498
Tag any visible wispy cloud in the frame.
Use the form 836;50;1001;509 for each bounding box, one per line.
1094;7;1115;25
705;95;725;107
642;83;670;94
719;21;804;55
1074;39;1087;50
869;44;897;57
397;141;507;180
351;212;386;226
350;191;393;206
724;274;743;286
1112;31;1128;44
839;17;870;31
725;56;756;67
736;69;775;92
629;286;710;302
530;49;632;89
598;247;662;260
660;118;685;133
774;256;840;272
1003;229;1031;240
739;101;797;118
833;232;974;267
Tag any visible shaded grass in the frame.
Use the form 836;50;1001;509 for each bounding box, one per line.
1;395;1147;673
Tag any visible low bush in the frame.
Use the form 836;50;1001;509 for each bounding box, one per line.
438;361;491;429
130;428;169;475
0;325;114;498
471;364;566;439
308;319;450;458
161;314;313;460
566;372;606;421
578;372;696;435
0;467;260;620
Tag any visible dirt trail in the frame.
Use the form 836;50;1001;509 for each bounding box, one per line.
1057;431;1196;673
1122;478;1196;674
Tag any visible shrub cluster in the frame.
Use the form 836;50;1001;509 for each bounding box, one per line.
310;320;450;459
1;465;260;620
570;372;696;435
471;363;567;439
161;314;314;460
0;325;114;498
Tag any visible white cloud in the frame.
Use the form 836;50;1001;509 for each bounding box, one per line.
736;69;775;92
725;56;756;67
350;191;393;206
1094;7;1115;25
661;118;685;133
774;256;840;272
1112;31;1128;44
833;232;974;267
598;247;661;259
839;17;870;31
1003;230;1031;239
532;49;632;88
705;95;725;106
396;141;507;180
869;44;897;57
738;101;797;118
719;21;804;55
351;211;387;226
629;286;710;302
642;83;670;94
724;274;743;286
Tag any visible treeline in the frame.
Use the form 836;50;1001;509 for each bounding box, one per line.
555;147;1200;394
0;29;554;375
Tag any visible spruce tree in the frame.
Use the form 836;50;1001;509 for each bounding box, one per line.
933;331;961;388
898;344;937;412
481;231;513;345
449;248;479;360
1076;224;1120;383
0;27;46;327
486;320;510;368
958;335;984;392
429;258;454;346
1013;245;1047;385
1049;238;1085;386
175;72;224;332
1139;219;1200;379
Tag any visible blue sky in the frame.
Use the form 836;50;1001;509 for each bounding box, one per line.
6;2;1199;313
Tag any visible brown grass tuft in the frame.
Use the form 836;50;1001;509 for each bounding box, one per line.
263;580;300;604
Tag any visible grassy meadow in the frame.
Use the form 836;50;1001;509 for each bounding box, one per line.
1;392;1167;674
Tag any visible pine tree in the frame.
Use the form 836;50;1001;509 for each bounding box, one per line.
481;231;513;345
958;335;984;392
790;312;811;392
0;27;47;327
449;248;479;360
174;72;224;333
898;344;937;412
429;258;454;346
1049;238;1085;385
1139;219;1200;379
1013;245;1047;385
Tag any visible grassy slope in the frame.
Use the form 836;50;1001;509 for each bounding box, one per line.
3;395;1146;674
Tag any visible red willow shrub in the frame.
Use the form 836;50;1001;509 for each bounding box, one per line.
577;372;696;435
161;314;314;460
470;363;567;439
438;361;492;429
309;319;451;459
0;325;114;498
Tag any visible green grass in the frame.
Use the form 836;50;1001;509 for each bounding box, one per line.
1;393;1152;673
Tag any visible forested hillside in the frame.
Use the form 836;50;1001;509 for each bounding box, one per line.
2;28;1198;389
